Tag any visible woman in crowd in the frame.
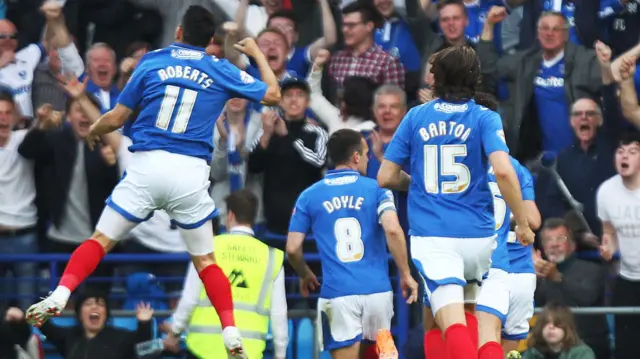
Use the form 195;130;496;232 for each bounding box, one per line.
523;303;595;359
38;290;154;359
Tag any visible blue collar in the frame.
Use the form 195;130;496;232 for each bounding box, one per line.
325;168;360;177
170;42;206;52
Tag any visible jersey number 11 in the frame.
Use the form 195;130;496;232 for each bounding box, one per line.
155;85;198;134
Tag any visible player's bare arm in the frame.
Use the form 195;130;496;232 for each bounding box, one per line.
87;104;132;149
489;151;534;245
286;232;320;297
524;200;542;231
377;160;411;191
233;38;281;105
380;210;419;304
618;56;640;127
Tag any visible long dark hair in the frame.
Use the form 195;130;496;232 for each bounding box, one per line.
429;46;482;103
528;302;581;354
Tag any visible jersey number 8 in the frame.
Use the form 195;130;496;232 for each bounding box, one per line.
334;217;365;263
424;144;471;194
155;85;198;134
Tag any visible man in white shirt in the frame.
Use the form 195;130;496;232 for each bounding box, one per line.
598;132;640;359
0;92;38;310
166;190;288;359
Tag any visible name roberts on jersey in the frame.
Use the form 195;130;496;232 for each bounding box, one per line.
157;65;214;89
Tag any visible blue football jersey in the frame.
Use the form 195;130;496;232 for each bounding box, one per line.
486;156;527;272
505;159;536;274
384;99;509;238
118;43;269;162
289;169;395;299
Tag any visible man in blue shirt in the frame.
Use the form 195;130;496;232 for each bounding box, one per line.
27;6;280;357
287;129;418;359
378;46;534;359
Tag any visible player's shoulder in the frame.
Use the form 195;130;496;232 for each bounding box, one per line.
298;179;326;201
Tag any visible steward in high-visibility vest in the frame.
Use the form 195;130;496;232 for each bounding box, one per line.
185;190;285;359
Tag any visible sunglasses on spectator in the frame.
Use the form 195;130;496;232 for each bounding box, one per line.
570;110;598;117
0;33;17;40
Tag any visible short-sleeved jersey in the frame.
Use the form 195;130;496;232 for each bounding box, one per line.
384;99;509;238
289;169;395;299
487;156;532;272
118;43;269;162
503;159;535;273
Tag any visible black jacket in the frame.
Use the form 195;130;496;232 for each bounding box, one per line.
40;320;153;359
0;309;31;359
249;119;328;234
18;124;120;229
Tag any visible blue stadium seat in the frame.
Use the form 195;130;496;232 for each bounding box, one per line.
112;317;139;331
50;317;77;327
288;320;294;359
296;318;314;358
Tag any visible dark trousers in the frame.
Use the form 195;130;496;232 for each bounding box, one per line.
613;276;640;359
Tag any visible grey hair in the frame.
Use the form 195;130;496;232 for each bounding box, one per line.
571;97;602;117
373;84;407;107
85;42;116;68
537;11;571;30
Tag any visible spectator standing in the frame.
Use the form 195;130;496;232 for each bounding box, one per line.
81;43;119;113
533;218;610;359
523;303;596;359
167;190;288;359
0;93;38;311
248;77;327;238
328;2;405;90
307;50;377;134
18;93;120;294
31;2;84;112
211;99;265;229
597;132;640;359
265;0;337;78
39;292;154;359
478;10;602;162
0;307;37;359
541;42;625;240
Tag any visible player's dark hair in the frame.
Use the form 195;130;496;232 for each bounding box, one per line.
267;10;299;32
429;46;481;102
341;2;383;28
256;28;290;50
180;5;217;48
528;302;580;354
618;132;640;147
225;189;259;226
436;0;468;17
327;129;364;167
66;91;101;114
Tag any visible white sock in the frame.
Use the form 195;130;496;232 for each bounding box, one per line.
50;286;71;303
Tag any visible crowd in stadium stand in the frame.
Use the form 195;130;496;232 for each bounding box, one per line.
0;0;640;358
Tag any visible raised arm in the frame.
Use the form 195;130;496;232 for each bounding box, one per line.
41;2;84;76
233;38;281;105
618;56;640;127
307;0;338;61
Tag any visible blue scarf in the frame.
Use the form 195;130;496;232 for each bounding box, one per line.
223;112;251;192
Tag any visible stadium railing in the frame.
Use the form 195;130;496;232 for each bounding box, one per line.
0;253;410;359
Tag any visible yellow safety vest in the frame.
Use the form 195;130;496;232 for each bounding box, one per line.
186;233;284;359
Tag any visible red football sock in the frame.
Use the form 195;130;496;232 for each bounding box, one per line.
59;239;106;291
444;324;478;359
465;312;479;349
425;329;449;359
478;341;504;359
199;264;235;328
362;344;378;359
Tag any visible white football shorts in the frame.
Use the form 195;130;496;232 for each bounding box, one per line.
98;150;217;236
502;273;536;340
411;235;496;314
475;268;510;324
317;291;394;351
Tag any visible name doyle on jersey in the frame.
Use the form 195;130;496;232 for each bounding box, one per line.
157;65;214;89
323;196;364;213
419;121;471;142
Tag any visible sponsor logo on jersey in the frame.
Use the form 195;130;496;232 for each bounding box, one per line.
434;102;468;113
170;49;204;60
240;71;255;84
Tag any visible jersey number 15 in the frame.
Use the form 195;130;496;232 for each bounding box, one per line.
155;85;198;134
424;144;471;194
